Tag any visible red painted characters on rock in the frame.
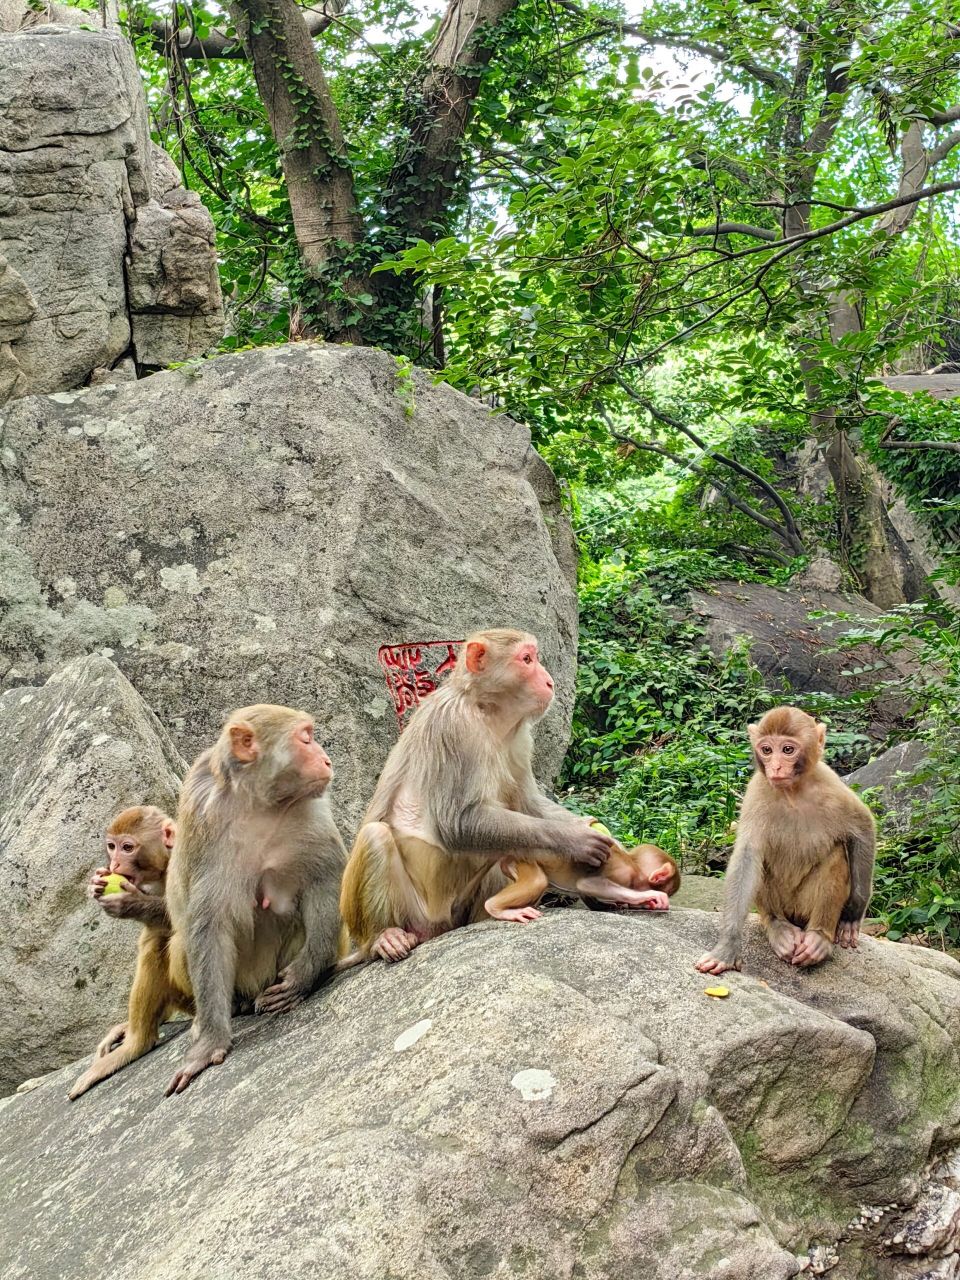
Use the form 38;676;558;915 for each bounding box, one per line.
378;640;462;729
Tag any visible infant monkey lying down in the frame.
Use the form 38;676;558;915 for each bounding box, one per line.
485;832;681;923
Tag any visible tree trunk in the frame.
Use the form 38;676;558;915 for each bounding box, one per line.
372;0;519;353
227;0;368;340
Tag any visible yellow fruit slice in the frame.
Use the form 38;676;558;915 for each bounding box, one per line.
704;985;730;999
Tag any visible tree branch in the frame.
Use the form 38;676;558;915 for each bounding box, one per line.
549;0;791;91
136;0;343;58
614;379;807;553
689;221;779;241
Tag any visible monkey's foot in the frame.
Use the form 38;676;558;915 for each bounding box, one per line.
491;906;543;923
766;918;803;962
695;952;740;975
68;1070;96;1101
835;920;860;949
371;927;419;963
792;930;833;968
96;1022;127;1057
165;1042;230;1096
254;970;309;1015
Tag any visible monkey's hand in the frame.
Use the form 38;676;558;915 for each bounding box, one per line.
695;949;740;975
88;868;112;899
835;919;861;949
548;818;614;868
254;966;311;1015
165;1039;230;1096
96;880;146;918
632;891;670;911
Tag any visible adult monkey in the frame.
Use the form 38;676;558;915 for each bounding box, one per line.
696;706;876;974
165;704;346;1094
340;628;614;963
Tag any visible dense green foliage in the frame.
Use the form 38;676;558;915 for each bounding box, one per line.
112;0;960;946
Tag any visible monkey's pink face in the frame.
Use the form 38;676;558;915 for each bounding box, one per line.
291;721;333;787
104;833;143;882
755;735;808;786
514;642;555;710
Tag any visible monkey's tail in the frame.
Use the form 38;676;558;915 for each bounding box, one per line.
334;949;367;972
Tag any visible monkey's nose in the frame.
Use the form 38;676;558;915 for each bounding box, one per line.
546;678;554;689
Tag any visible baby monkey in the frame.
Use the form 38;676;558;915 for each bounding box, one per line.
485;838;680;922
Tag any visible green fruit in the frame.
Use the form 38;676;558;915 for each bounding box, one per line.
102;873;126;897
590;821;614;838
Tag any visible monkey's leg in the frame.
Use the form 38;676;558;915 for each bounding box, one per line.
484;860;549;923
753;876;803;963
256;875;341;1014
70;942;172;1100
792;846;849;969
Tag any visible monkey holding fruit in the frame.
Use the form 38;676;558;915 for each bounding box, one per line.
696;706;875;975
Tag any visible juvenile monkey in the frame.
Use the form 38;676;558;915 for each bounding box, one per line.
165;704;346;1095
70;806;189;1100
340;628;615;963
485;842;679;922
696;706;875;975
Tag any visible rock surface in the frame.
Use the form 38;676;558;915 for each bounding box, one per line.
0;342;579;831
1;910;958;1279
846;738;935;833
0;21;222;402
0;654;184;1094
689;580;917;736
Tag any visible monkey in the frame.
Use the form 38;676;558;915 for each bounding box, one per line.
69;806;191;1100
339;628;615;964
164;704;346;1095
485;842;680;922
696;706;876;975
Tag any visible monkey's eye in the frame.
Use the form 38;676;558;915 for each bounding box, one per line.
522;653;533;664
106;840;116;852
782;744;795;755
760;745;772;755
122;842;134;853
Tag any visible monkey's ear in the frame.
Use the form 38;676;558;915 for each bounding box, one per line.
229;723;259;764
815;722;827;750
161;821;176;849
465;641;487;674
649;863;673;886
747;722;760;742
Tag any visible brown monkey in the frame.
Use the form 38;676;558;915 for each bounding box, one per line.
70;806;190;1100
696;706;876;974
165;704;346;1095
485;842;679;922
340;628;615;964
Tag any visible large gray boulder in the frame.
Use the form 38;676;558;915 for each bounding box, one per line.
689;581;917;738
846;738;935;833
0;22;223;402
0;342;579;831
0;654;184;1093
2;911;958;1278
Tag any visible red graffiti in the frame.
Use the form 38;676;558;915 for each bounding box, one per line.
378;640;463;730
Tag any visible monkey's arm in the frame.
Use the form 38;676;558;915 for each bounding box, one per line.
695;839;760;974
836;819;876;947
440;803;612;868
98;892;171;928
166;906;237;1096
